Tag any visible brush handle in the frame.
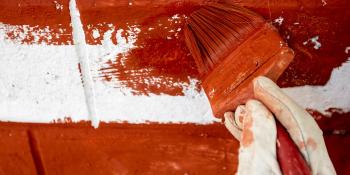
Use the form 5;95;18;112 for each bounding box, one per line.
276;121;311;175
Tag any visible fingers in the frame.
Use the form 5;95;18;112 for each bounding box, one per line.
224;111;242;141
236;100;281;175
224;105;247;141
253;76;336;174
234;105;246;129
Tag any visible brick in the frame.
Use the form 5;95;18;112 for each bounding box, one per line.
0;128;37;175
32;123;238;175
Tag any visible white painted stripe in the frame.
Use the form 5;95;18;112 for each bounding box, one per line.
283;59;350;115
0;43;88;123
1;12;349;124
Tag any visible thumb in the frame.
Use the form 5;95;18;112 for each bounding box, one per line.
253;76;336;175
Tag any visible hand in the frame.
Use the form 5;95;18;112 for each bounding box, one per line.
224;76;336;175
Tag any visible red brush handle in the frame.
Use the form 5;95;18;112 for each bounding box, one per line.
276;121;311;175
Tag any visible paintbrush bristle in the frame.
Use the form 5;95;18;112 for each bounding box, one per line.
184;3;265;75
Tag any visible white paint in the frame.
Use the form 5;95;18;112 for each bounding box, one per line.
0;2;349;125
321;0;327;6
92;29;100;39
283;59;350;115
310;36;321;49
273;16;284;26
91;74;217;124
345;46;350;54
304;36;322;50
97;25;139;61
0;20;218;124
171;14;180;20
0;26;88;122
69;0;99;128
0;24;63;44
88;23;218;124
54;1;63;10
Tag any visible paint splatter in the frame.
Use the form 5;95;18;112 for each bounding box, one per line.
273;16;284;26
303;36;321;50
345;46;350;54
0;23;72;45
92;29;100;39
54;1;64;11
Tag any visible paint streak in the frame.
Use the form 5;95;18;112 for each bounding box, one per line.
309;108;350;135
1;0;349;95
235;1;350;87
99;32;200;95
0;0;73;44
306;138;317;150
78;1;202;95
242;114;254;147
80;0;350;95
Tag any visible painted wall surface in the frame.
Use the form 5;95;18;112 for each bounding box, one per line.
0;0;349;126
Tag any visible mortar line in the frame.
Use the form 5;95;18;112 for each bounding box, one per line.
69;0;99;128
27;130;45;175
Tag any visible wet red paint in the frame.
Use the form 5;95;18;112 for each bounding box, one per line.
276;121;311;175
100;36;200;95
309;108;350;135
77;0;350;95
309;109;350;175
233;0;350;87
0;122;239;174
77;1;203;95
1;0;349;93
1;114;350;174
0;0;73;44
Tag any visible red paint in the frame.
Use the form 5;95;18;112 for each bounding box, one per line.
81;2;203;95
309;109;350;175
1;0;349;93
233;0;350;87
276;121;311;175
0;117;349;174
309;108;350;135
99;33;200;95
78;0;350;95
0;128;37;175
0;0;73;44
1;1;350;173
0;122;239;174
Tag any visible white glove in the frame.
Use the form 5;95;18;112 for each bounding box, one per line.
224;76;336;175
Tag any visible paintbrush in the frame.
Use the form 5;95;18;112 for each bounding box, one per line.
184;2;294;117
184;2;310;174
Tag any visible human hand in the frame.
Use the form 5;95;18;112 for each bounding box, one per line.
224;76;336;175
